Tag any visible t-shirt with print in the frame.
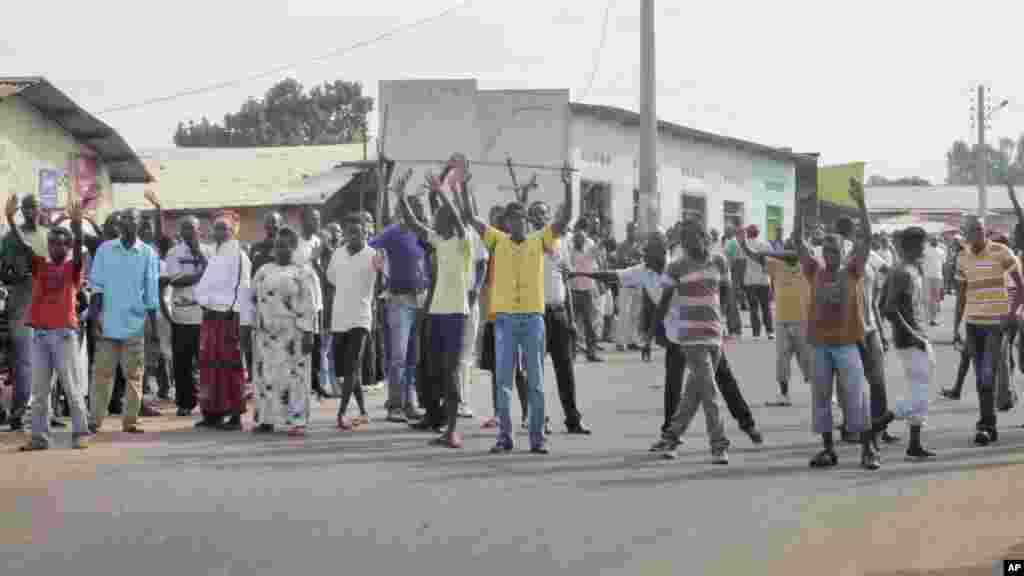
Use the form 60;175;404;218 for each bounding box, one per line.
765;256;808;323
660;253;729;348
164;241;213;325
884;261;926;349
957;240;1018;326
483;225;557;315
427;231;472;316
802;252;866;346
27;256;82;330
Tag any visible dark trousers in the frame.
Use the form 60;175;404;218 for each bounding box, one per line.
418;314;443;426
334;328;368;416
858;331;888;420
662;342;755;433
746;284;774;337
429;314;467;434
311;333;322;393
172;323;201;410
967;324;1001;431
571;290;598;353
546;304;582;428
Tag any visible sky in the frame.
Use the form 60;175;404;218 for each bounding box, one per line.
3;0;1023;184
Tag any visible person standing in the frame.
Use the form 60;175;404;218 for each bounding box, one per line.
6;197;90;450
193;211;251;431
922;238;946;326
327;213;384;430
953;214;1023;446
88;209;160;434
799;179;880;470
740;225;774;340
461;163;574;454
294;208;328;400
876;226;935;460
570;224;603;362
251;227;318;436
162;214;210;417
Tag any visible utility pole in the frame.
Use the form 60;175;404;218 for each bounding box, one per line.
638;0;658;236
976;84;987;220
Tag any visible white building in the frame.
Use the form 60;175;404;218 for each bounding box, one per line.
379;79;812;242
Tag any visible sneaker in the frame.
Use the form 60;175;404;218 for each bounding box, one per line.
50;419;67;429
337;416;353;431
743;426;764;445
489;441;513;454
711;447;729;465
767;333;775;341
352;414;370;427
530;445;550;455
766;393;792;407
879;431;901;444
938;389;960;401
252;423;275;434
404;405;424;421
650;438;681;459
973;430;993;446
386;409;407;423
861;451;881;470
71;435;90;450
9;416;24;432
544;417;553;436
905;446;936;461
457;404;475;419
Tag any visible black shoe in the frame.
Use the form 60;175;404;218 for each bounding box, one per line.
938;389;960;401
218;418;243;431
176;408;192;417
88;422;99;434
880;431;901;444
905;446;936;461
252;423;274;434
586;354;604;363
861;450;881;470
743;426;764;445
194;418;220;429
9;417;24;432
871;410;895;434
973;430;994;446
566;424;592;435
489;442;513;454
410;419;441;433
530;445;550;455
50;419;67;429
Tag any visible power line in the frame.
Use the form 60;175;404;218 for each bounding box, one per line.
98;0;475;115
579;0;614;102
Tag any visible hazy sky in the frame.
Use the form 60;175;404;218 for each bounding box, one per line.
3;0;1022;183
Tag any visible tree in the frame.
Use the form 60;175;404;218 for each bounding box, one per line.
946;135;1024;185
173;78;374;148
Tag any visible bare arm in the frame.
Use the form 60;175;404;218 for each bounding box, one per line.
70;201;84;273
849;178;872;264
1008;182;1024;224
4;195;26;249
458;184;488;237
396;169;432;243
437;181;466;239
550;162;574;238
737;234;767;268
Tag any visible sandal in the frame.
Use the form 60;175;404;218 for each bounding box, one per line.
18;442;49;452
809;449;838;468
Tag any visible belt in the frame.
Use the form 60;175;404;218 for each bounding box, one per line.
545;302;566;312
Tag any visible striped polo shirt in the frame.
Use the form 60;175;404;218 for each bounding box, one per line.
661;253;730;347
957;241;1019;326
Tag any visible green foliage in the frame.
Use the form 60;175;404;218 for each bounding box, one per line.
945;135;1024;185
173;78;374;147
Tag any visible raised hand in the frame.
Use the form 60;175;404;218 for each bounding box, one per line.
68;199;84;224
5;194;17;220
143;188;161;209
848;178;865;206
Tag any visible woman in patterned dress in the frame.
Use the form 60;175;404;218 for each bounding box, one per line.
251;227;318;436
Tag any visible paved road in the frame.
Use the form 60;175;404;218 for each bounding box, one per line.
3;309;1024;575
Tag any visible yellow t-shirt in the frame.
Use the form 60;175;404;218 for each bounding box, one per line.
427;232;472;316
766;256;809;323
483;224;556;315
958;240;1019;326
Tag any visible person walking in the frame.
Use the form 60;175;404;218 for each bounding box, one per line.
739;225;774;340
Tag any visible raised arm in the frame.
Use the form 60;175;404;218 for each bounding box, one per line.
69;200;84;273
458;183;488;237
737;231;767;268
849;178;872;264
438;178;466;240
4;195;26;248
550;162;575;238
144;189;164;246
396;169;432;242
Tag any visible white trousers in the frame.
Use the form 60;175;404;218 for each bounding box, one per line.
895;345;933;426
458;301;481;406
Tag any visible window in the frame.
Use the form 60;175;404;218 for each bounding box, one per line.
723;201;744;231
765;205;783;241
681;194;706;227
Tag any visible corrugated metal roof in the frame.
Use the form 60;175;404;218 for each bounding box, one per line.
569;102;817;164
115;143;370;210
0;76;152;183
865;185;1016;213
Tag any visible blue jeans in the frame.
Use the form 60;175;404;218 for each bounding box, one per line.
11;322;34;418
386;300;419;409
320;334;336;393
31;328;89;443
495;313;546;448
812;344;869;435
967;324;1000;430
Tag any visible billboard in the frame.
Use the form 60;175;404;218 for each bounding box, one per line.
817;162;865;208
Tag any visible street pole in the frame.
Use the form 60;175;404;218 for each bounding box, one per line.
638;0;658;236
977;84;987;221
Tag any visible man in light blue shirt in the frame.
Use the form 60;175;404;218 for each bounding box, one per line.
87;209;160;433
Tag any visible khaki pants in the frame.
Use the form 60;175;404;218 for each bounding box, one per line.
92;337;145;430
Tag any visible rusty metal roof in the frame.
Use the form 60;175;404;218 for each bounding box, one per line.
0;76;152;183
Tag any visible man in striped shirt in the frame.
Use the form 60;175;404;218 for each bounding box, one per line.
649;219;731;464
953;214;1023;446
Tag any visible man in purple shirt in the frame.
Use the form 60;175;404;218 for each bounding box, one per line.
371;196;428;423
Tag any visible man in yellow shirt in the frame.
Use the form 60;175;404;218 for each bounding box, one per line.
461;163;574;454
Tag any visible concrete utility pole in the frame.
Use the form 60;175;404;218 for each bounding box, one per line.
638;0;658;235
976;84;987;220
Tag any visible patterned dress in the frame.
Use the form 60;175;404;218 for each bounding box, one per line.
252;263;318;431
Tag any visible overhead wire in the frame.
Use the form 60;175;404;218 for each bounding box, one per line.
98;0;475;115
578;0;614;102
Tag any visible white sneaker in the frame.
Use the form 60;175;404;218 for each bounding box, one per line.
457;403;474;419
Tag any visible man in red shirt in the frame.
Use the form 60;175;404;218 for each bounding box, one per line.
6;196;90;451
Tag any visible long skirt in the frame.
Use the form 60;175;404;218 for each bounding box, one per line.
199;312;245;417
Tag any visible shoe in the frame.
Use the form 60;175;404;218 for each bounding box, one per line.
410;419;441;433
140;403;161;418
521;419;528;430
489;442;513;454
650;438;681;459
18;440;49;452
386;409;407;423
430;432;464;449
938;389;960;401
973;430;993;446
586;354;604;363
480;417;498;429
218;418;242;431
544;417;553;436
122;425;145;434
880;431;901;444
337;416;353;431
593;343;606;352
711;448;729;465
616;345;626;352
287;426;307;437
457;404;475;419
766;393;792;407
905;446;936;461
352;414;370;427
194;418;220;429
530;445;550;455
252;424;275;434
404;405;424;421
9;416;24;432
88;422;99;434
809;449;838;468
871;410;895;434
50;419;67;429
71;435;90;450
767;333;775;341
566;424;592;435
743;426;764;445
627;343;641;351
861;451;881;470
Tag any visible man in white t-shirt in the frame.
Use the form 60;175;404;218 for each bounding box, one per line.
922;237;946;325
741;225;774;340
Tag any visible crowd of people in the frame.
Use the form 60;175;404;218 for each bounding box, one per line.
3;156;1024;469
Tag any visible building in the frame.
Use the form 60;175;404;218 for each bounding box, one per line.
0;76;151;229
865;184;1016;236
114;143;370;242
378;78;816;242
